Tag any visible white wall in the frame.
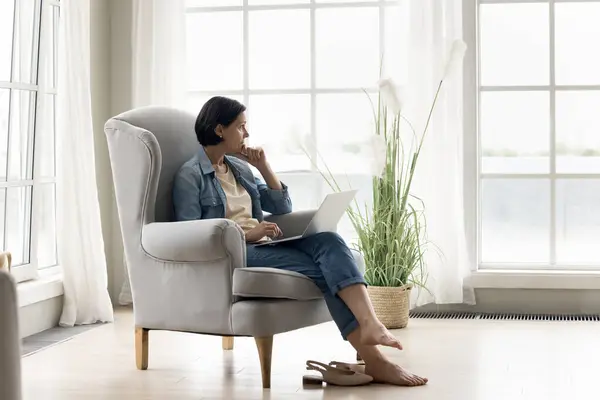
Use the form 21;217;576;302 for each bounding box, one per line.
91;0;116;302
105;0;134;302
86;0;135;304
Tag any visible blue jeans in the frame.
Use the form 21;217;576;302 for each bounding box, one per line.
246;232;366;339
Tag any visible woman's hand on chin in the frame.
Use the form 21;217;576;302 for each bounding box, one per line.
233;145;283;191
235;145;269;171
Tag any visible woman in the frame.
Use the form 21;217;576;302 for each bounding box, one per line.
173;96;427;387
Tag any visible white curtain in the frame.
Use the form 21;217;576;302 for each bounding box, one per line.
401;0;475;307
56;0;114;326
132;0;186;108
117;0;187;305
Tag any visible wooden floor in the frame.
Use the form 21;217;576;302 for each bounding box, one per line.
21;307;600;399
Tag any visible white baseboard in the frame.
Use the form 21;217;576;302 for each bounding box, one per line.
468;269;600;290
17;267;64;308
18;296;63;339
16;267;64;338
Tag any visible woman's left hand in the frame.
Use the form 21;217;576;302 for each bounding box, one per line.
238;146;268;170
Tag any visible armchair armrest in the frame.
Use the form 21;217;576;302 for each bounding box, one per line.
137;219;246;335
264;209;318;238
142;219;245;264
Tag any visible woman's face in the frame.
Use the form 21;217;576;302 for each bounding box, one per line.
216;111;249;153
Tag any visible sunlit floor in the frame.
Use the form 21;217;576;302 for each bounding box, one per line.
21;307;600;400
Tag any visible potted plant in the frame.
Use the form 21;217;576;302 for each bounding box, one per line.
305;40;467;328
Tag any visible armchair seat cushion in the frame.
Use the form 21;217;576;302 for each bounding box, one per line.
233;267;323;301
232;249;365;301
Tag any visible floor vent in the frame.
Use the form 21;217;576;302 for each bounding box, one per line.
409;311;600;322
409;312;478;320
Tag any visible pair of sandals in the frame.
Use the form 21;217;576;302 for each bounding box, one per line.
303;360;372;386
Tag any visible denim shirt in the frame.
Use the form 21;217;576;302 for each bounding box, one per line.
172;147;293;222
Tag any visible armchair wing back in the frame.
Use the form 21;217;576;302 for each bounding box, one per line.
105;106;198;225
105;106;247;335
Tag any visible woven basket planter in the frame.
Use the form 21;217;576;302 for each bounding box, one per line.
367;284;412;329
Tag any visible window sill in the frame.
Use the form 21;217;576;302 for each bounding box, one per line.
17;266;64;308
468;269;600;290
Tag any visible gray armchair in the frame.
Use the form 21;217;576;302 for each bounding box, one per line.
104;106;364;388
0;253;21;400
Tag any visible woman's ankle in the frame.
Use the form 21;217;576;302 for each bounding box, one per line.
360;348;388;365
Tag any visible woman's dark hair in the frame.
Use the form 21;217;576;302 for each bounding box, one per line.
194;96;247;146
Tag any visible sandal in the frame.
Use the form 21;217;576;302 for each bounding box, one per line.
302;360;373;386
329;360;366;374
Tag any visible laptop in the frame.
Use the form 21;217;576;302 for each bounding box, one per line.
254;189;358;247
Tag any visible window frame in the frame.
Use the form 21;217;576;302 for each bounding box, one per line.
1;0;59;283
185;0;398;172
471;0;600;271
185;0;402;244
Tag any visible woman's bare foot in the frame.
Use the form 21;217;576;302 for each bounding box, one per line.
365;359;428;387
360;321;403;350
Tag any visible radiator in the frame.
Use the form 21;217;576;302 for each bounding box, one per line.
409;311;600;321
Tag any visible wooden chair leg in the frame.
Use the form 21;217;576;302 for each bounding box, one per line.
254;336;273;389
222;336;234;350
0;252;11;272
135;327;149;370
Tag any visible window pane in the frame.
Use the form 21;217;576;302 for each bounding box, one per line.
12;0;36;84
480;91;549;174
316;93;375;174
556;180;600;265
249;0;309;4
0;89;9;180
249;10;310;89
278;173;321;211
186;0;241;6
316;0;377;2
321;174;373;245
556;91;600;174
186;12;243;90
480;4;549;86
35;183;56;268
247;94;311;172
481;179;550;264
35;94;55;178
556;3;600;85
384;4;409;84
8;90;35;180
316;8;379;88
6;186;31;266
53;6;59;88
185;93;244;116
0;0;15;81
39;4;57;90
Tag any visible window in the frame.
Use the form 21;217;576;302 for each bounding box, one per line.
1;0;59;283
185;0;408;241
185;0;407;172
477;0;600;269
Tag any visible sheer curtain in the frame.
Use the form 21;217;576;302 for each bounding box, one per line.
132;0;186;108
56;0;113;326
327;0;474;307
400;0;475;306
117;0;187;305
